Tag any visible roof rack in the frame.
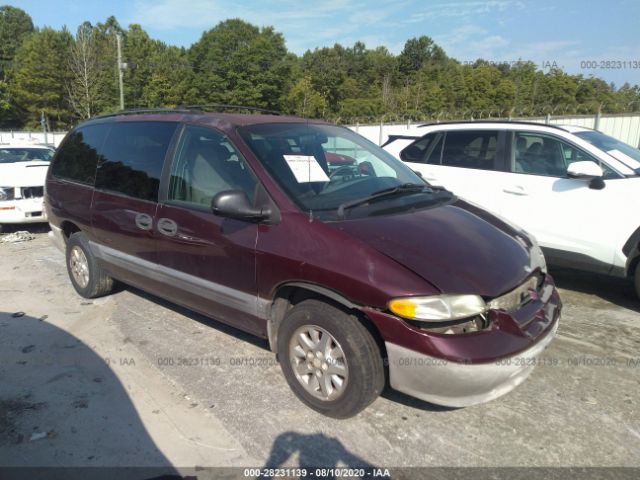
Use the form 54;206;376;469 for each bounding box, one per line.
90;104;282;121
418;120;566;130
180;104;282;115
91;108;197;120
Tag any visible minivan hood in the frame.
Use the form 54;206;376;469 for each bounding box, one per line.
332;200;533;298
0;161;50;187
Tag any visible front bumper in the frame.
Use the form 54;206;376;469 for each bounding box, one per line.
365;273;561;407
385;319;558;407
0;198;46;224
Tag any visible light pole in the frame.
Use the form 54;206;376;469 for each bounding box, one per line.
116;34;125;110
40;111;48;145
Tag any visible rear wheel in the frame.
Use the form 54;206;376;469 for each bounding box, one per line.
277;299;384;418
634;262;640;300
66;232;114;298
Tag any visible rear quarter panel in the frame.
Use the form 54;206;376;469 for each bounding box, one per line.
45;176;94;238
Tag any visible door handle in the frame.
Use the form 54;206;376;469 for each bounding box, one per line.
503;186;528;196
157;217;178;236
134;213;153;230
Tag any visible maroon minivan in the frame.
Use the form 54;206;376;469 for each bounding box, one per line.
45;109;561;418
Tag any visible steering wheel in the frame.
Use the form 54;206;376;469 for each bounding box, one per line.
329;165;356;181
318;166;358;194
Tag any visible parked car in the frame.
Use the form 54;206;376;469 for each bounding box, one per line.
0;142;55;232
384;122;640;299
45;110;560;418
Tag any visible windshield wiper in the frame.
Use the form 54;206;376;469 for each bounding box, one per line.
337;183;427;218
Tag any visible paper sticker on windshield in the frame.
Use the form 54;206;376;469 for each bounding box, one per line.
283;155;330;183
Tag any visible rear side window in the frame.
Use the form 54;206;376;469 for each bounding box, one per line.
51;124;111;185
95;122;178;202
400;133;444;164
440;131;499;170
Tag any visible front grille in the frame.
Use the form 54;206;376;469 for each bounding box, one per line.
21;186;44;199
488;274;543;313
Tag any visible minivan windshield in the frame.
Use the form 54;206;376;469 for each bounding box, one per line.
0;147;55;164
574;130;640;173
239;123;453;220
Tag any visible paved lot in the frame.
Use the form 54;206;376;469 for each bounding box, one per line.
1;228;639;470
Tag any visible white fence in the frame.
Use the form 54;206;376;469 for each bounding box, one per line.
0;131;67;147
2;113;639;150
348;113;640;147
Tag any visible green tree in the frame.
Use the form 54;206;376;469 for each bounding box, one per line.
615;83;640;111
0;6;34;80
398;36;447;76
122;24;157;108
338;97;384;121
494;79;517;112
9;27;73;128
0;80;15;124
576;77;617;111
189;19;291;109
1;10;637;126
284;76;326;117
537;68;578;112
142;45;194;107
301;46;348;112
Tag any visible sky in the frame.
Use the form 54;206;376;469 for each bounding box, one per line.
8;0;640;87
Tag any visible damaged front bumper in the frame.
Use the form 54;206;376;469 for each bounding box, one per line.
385;319;558;407
366;274;561;407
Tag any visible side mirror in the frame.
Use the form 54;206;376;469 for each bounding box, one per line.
567;161;603;179
211;190;270;222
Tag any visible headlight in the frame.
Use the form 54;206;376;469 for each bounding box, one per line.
389;294;487;322
0;187;15;201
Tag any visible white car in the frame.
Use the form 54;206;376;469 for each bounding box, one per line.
383;121;640;298
0;143;55;232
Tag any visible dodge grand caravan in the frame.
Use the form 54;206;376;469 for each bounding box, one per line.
45;109;561;418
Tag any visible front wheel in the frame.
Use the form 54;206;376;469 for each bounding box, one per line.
277;299;384;418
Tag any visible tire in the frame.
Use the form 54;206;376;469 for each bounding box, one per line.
634;262;640;300
66;232;114;298
277;299;384;418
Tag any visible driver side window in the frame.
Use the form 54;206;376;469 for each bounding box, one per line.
168;126;257;210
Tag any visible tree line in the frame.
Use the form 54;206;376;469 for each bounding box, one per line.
1;5;639;130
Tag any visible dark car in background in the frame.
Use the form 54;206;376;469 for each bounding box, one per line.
45;109;560;418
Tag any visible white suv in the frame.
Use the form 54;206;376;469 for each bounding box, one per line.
384;122;640;298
